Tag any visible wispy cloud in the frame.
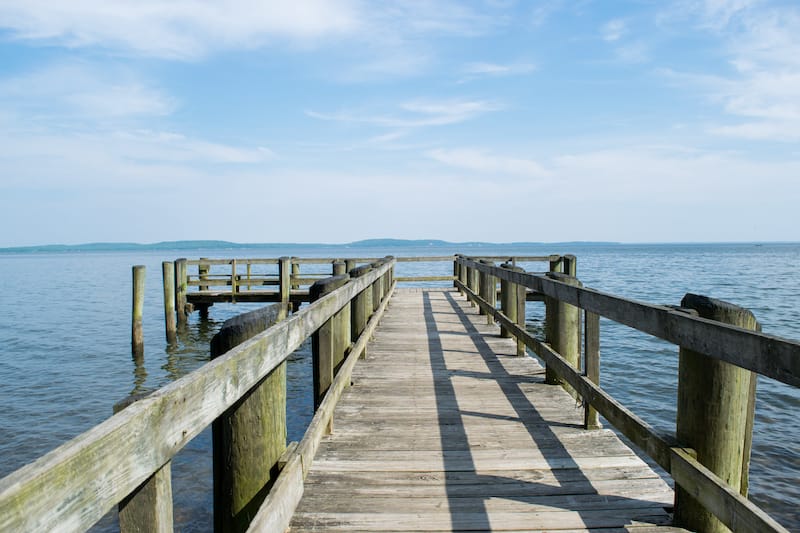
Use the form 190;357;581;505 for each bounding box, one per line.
307;98;502;128
0;62;175;119
661;2;800;141
427;148;549;179
461;61;536;79
0;0;362;60
602;19;626;42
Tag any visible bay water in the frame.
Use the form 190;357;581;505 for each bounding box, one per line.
0;243;797;531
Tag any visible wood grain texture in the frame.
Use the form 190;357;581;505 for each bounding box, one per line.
290;288;680;532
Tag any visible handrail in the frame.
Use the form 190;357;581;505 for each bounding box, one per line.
455;256;795;533
0;259;396;532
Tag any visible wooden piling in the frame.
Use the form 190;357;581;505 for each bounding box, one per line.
198;259;209;291
544;272;582;399
371;260;385;313
549;254;562;274
563;254;577;276
279;257;291;308
310;275;350;410
332;260;346;276
349;265;373;359
345;259;356;273
211;304;288;533
674;294;759;533
132;265;145;355
584;311;601;429
162;262;177;345
479;259;496;323
500;264;526;356
291;258;300;290
174;259;188;327
114;394;173;533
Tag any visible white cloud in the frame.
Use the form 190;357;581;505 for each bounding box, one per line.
0;0;362;59
0;62;175;119
602;19;626;42
307;98;502;128
461;61;536;78
427;148;550;179
662;2;800;141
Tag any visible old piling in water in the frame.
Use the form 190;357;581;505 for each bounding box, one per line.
674;294;759;533
211;304;288;533
174;259;188;327
131;265;145;355
162;262;177;344
279;257;291;308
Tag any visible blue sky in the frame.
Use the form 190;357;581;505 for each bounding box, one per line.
0;0;798;246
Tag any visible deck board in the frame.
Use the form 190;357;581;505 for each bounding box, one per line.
289;288;680;532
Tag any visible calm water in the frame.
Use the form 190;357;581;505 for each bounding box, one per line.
0;243;798;531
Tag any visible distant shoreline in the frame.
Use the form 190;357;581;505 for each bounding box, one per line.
1;239;797;254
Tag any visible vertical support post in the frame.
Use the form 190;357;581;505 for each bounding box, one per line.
162;262;177;345
350;265;373;358
371;260;385;313
231;259;238;303
333;260;346;276
278;257;291;308
563;254;577;277
584;311;601;429
468;261;480;306
132;265;145;356
549;254;562;274
479;260;495;323
211;304;288;533
310;275;349;411
115;394;173;533
500;263;525;341
198;258;209;291
345;259;356;273
515;271;526;357
674;294;759;533
544;272;582;399
291;258;300;290
245;262;252;291
174;259;187;328
453;256;460;288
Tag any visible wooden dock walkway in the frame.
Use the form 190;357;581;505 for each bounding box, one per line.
290;288;681;532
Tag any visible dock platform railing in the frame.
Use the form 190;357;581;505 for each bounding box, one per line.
1;254;798;532
455;255;798;533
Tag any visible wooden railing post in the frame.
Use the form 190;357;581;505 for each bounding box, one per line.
563;254;577;277
162;262;177;345
198;258;209;291
310;275;350;411
371;260;385;313
674;294;759;533
548;254;562;274
458;256;468;294
210;304;288;533
231;259;238;303
479;260;496;323
345;259;356;273
291;257;300;290
132;265;145;356
500;263;526;357
453;256;460;288
333;260;346;276
115;394;173;533
584;311;601;429
349;265;373;358
544;272;582;399
279;257;291;308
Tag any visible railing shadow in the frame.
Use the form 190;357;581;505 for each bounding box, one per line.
421;290;672;530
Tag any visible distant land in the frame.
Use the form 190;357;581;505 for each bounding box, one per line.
0;239;625;253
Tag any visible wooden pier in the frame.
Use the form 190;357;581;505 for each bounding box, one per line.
1;255;798;533
290;288;678;531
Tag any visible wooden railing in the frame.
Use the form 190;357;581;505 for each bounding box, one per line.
0;258;396;533
455;256;797;533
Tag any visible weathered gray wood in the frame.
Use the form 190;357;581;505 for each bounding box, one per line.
279;256;291;308
132;265;145;355
457;257;800;387
162;262;177;345
349;265;373;358
584;310;601;430
670;447;789;533
674;294;759;533
245;455;304;533
211;303;288;533
332;260;346;276
545;272;582;398
479;259;496;323
290;288;677;533
198;259;210;291
311;275;350;410
174;258;188;327
114;395;173;533
0;260;395;533
291;257;300;290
